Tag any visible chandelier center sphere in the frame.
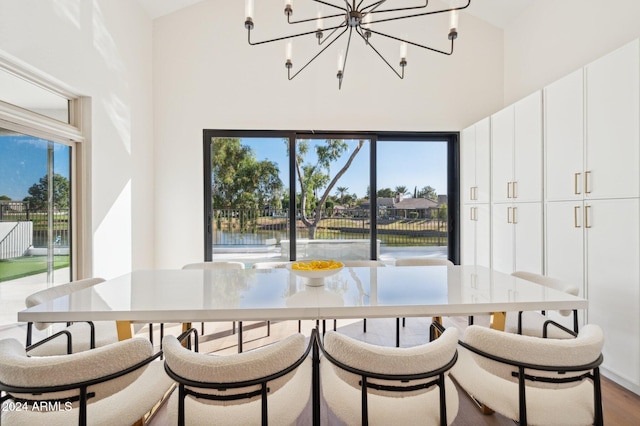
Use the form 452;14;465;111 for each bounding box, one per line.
346;11;362;27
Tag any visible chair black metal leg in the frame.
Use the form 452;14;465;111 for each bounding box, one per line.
363;318;367;332
396;318;400;347
149;324;153;344
333;319;337;331
238;321;243;353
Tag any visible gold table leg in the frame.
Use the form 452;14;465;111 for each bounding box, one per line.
116;320;133;340
490;311;506;331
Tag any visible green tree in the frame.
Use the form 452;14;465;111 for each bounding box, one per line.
295;139;364;239
212;138;283;210
417;185;438;201
335;186;349;205
22;173;69;211
377;188;395;198
0;195;11;201
394;186;410;197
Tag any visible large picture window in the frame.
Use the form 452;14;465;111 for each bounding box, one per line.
203;131;459;266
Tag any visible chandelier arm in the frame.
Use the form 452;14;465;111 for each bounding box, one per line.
360;0;385;12
355;28;404;79
361;0;389;16
287;12;345;25
368;0;470;25
248;24;343;46
288;27;349;81
319;23;347;46
311;0;348;13
338;26;355;89
363;0;428;15
367;28;454;55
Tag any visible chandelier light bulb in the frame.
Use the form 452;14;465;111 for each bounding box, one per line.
285;0;293;6
337;51;344;73
286;41;293;61
245;0;254;19
450;10;459;32
363;13;371;28
400;42;408;60
317;11;323;31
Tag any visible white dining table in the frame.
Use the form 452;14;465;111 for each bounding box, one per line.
18;265;588;340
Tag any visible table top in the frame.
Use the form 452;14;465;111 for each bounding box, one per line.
17;265;588;324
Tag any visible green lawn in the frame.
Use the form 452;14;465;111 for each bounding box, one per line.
0;256;70;282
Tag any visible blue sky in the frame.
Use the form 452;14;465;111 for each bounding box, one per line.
0;135;70;200
242;137;448;198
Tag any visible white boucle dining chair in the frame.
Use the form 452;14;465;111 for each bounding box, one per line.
162;332;312;426
24;277;118;356
0;337;173;426
451;324;604;426
507;271;580;338
319;324;459;425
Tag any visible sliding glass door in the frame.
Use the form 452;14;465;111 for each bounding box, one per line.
294;137;373;261
0;128;72;324
204;131;459;265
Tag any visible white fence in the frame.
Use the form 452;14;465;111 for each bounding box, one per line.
0;222;33;260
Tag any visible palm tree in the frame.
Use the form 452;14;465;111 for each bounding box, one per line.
335;186;349;205
394;185;410;197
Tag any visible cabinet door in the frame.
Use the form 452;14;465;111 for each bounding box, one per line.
514;92;543;202
461;125;477;203
513;202;543;274
545;201;585;291
461;204;476;265
545;70;585;202
491;106;514;204
475;118;491;204
475;203;491;268
586;199;640;386
585;39;640;199
491;204;514;274
545;201;586;330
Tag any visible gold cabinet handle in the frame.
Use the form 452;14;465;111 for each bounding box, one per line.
513;181;518;199
585;171;592;194
513;206;518;224
574;206;581;228
474;207;478;221
507;182;512;198
469;187;474;201
574;172;582;195
507;207;512;223
474;186;478;201
585;205;592;228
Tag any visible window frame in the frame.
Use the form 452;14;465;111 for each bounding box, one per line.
203;130;460;264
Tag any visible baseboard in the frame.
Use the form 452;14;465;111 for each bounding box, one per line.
601;367;640;396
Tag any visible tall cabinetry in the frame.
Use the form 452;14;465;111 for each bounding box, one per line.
461;118;490;267
545;39;640;389
491;91;543;274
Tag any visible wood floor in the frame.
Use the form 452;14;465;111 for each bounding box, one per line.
147;318;640;426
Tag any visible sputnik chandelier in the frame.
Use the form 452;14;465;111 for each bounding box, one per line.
244;0;471;89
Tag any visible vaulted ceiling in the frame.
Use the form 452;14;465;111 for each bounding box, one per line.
136;0;533;29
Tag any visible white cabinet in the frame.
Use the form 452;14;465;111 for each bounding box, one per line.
543;39;640;390
585;39;640;199
461;204;490;267
461;118;490;204
586;199;640;386
491;91;543;204
461;118;491;267
491;202;542;274
545;69;585;202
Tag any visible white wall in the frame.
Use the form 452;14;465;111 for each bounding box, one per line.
152;0;504;268
504;0;640;105
0;0;154;278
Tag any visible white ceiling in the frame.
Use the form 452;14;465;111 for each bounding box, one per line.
136;0;533;29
